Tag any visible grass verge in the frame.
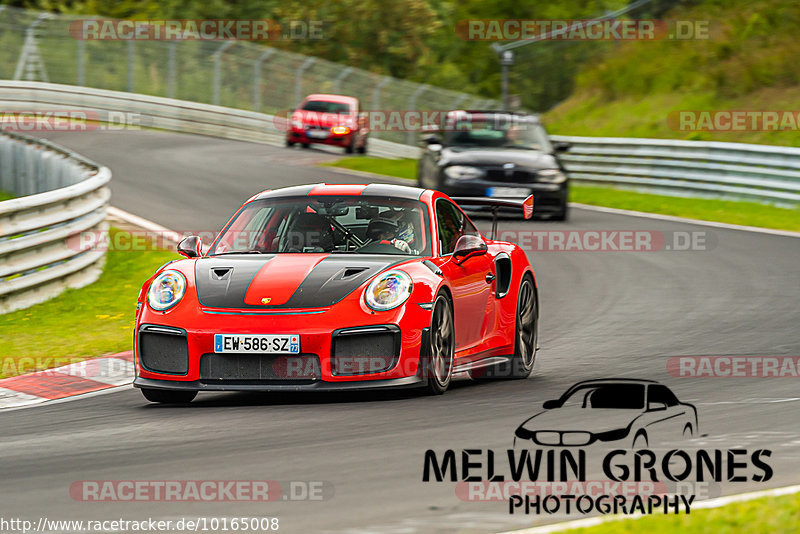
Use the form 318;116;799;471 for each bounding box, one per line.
0;228;176;378
563;492;800;534
0;190;15;202
321;157;800;232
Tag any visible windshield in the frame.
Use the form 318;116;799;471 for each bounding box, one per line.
301;100;351;114
443;114;552;151
209;196;431;256
560;384;645;409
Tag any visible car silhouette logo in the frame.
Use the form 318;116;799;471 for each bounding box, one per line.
514;378;698;448
261;297;272;304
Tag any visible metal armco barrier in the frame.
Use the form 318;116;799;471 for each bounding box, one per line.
0;81;421;160
551;135;800;203
0;130;110;314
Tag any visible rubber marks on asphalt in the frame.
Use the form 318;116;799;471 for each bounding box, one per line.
0;351;133;409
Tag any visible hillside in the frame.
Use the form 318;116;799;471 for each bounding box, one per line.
544;0;800;146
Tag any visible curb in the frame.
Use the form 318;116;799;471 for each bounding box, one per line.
0;351;134;410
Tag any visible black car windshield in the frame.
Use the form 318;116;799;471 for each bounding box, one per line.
301;100;351;114
560;384;646;409
443;114;552;151
209;196;431;256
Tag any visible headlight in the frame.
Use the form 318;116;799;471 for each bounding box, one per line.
537;169;566;183
331;125;351;135
147;270;186;311
444;165;486;180
364;270;412;311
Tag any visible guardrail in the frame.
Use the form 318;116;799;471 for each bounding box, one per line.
0;131;110;314
551;135;800;203
0;80;421;159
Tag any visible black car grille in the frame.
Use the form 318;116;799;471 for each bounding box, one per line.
200;353;321;384
484;168;538;183
138;326;189;375
331;326;400;376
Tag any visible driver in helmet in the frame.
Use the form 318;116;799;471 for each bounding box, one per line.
358;215;412;253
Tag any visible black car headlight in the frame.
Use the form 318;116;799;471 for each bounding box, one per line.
537;169;567;183
444;165;486;180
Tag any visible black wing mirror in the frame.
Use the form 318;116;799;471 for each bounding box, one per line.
553;141;571;153
542;400;560;409
452;235;487;264
178;236;202;258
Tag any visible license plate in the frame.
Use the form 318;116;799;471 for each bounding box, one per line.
214;334;300;354
307;129;329;139
487;187;533;198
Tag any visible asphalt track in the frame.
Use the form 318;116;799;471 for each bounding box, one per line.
2;130;799;533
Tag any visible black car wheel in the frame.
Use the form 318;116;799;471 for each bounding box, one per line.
473;275;537;379
301;143;310;149
286;139;295;147
141;388;197;404
357;138;367;154
424;293;455;395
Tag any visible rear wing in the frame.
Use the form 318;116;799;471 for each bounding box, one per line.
452;195;533;239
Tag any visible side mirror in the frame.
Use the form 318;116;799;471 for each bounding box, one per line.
647;401;667;412
542;400;560;410
178;236;202;258
553;141;571;153
423;134;442;145
452;235;487;264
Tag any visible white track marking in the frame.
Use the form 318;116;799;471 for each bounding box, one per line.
107;206;182;244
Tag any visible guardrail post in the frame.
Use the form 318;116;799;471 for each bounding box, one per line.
127;40;135;92
294;57;316;108
370;76;392;139
406;84;429;145
212;42;235;106
332;66;353;94
252;48;276;112
77;37;85;86
167;41;178;99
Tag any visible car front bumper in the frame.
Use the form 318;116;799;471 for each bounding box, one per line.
134;304;430;391
440;178;568;214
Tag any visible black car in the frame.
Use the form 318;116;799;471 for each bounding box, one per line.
417;110;570;220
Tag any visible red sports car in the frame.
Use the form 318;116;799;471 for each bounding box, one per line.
133;184;538;403
285;94;368;154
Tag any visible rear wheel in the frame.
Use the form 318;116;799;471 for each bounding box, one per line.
301;143;310;149
473;275;537;379
286;139;295;147
424;293;455;395
141;388;197;404
345;136;355;154
357;138;367;154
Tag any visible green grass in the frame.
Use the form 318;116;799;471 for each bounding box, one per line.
0;190;14;201
321;157;800;232
323;157;418;180
563;492;800;534
0;228;176;378
571;185;800;232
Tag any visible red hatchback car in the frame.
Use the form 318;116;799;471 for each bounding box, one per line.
286;94;369;154
133;183;537;403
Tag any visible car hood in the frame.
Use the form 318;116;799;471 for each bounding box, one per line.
194;254;407;309
518;407;643;434
441;147;558;169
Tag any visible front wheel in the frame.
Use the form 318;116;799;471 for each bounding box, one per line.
424;293;455;395
474;275;537;379
141;388;197;404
